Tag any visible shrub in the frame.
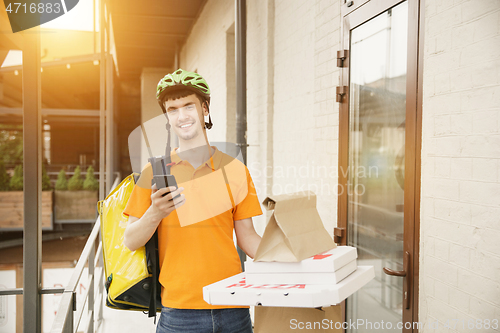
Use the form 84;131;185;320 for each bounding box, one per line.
83;166;99;191
42;164;52;191
0;161;10;191
55;169;68;190
0;125;23;165
10;165;23;191
68;166;83;191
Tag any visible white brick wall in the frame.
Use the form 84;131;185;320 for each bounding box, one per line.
420;0;500;331
268;0;318;211
181;0;342;236
311;0;341;234
140;67;171;165
248;0;341;235
172;0;500;328
180;0;236;143
247;0;276;234
140;68;171;123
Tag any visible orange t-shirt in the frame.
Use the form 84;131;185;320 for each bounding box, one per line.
123;147;262;309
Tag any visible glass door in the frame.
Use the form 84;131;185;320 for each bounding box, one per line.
337;0;421;331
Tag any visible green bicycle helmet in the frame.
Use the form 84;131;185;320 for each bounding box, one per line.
157;68;210;101
156;69;212;129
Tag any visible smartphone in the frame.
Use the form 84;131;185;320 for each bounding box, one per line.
149;156;180;199
153;174;177;191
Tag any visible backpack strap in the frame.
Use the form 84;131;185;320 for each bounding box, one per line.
145;230;160;320
140;121;173;321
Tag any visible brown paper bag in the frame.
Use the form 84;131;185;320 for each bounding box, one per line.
254;191;336;262
254;306;342;333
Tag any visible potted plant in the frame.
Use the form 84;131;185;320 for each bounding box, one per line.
9;165;23;191
54;166;98;222
55;169;68;190
83;166;99;191
0;164;53;230
0;127;53;229
0;161;10;191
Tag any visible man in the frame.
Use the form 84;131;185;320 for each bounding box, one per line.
123;69;262;333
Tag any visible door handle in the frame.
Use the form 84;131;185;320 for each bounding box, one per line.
383;251;410;309
383;267;406;276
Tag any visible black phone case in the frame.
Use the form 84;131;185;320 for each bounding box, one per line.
152;175;181;199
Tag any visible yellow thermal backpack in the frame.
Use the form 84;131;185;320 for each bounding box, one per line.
98;173;161;317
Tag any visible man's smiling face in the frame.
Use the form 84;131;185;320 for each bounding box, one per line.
164;94;207;141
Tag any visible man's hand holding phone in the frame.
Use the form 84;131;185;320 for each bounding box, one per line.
150;185;185;220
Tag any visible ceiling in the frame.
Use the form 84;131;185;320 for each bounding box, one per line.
0;60;100;109
108;0;207;79
0;0;207;114
0;0;207;80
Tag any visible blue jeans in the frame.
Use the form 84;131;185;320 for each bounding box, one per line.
156;306;253;333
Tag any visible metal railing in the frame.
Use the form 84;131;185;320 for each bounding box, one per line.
0;213;105;333
0;176;120;333
50;176;120;333
49;217;104;333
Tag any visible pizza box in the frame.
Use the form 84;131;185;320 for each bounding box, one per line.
203;265;374;308
245;246;357;274
245;260;357;285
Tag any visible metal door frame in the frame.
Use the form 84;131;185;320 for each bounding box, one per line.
337;0;424;331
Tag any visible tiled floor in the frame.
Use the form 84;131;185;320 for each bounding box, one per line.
96;299;157;333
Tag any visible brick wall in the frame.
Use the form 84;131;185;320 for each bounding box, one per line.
139;68;171;168
311;0;341;234
247;0;275;233
180;0;236;143
420;0;500;330
250;0;341;234
180;0;342;236
138;0;500;327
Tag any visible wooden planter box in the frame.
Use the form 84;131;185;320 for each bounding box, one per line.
54;190;98;222
0;191;53;230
